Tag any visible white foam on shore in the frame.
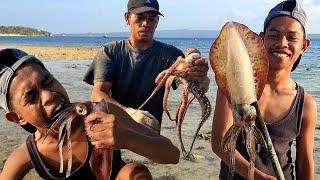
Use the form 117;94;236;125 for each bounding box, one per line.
0;34;25;36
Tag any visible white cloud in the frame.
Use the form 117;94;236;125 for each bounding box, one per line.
305;4;320;33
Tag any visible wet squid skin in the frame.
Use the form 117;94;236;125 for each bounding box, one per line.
138;48;211;158
46;100;112;180
222;103;267;179
210;21;269;179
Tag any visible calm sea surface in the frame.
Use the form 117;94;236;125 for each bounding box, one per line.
0;36;319;178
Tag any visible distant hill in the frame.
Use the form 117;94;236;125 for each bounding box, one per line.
56;30;219;39
109;29;219;39
0;26;52;36
55;30;320;39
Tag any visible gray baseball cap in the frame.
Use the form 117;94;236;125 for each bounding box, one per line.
127;0;163;16
0;48;46;112
264;0;307;72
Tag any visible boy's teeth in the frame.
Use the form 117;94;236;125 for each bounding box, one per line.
272;52;288;57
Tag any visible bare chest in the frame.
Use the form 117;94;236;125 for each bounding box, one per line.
258;90;297;123
37;132;89;172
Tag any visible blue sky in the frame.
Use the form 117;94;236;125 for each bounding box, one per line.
1;0;319;34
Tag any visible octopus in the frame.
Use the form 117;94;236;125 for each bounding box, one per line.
137;48;211;158
209;22;269;179
45;100;112;180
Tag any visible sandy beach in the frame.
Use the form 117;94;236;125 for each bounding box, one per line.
0;44;319;180
0;44;97;60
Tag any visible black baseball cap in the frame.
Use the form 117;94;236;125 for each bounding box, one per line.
127;0;163;16
264;0;307;71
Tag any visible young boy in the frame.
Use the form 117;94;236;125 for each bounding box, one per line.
0;48;179;180
211;0;317;179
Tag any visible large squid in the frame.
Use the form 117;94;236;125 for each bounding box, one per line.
210;22;284;179
137;48;211;158
45;100;112;180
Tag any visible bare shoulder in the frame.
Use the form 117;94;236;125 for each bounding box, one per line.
302;91;317;126
304;91;317;108
0;142;33;179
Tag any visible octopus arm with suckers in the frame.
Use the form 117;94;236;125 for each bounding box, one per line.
137;48;211;160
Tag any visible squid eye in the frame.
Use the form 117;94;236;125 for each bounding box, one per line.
76;104;88;116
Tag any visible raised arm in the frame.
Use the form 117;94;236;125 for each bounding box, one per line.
84;103;180;164
0;143;33;180
211;88;276;180
92;81;126;109
295;93;317;180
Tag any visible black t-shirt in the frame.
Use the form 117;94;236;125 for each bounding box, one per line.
83;39;183;124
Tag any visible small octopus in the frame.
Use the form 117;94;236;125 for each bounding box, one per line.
138;48;211;158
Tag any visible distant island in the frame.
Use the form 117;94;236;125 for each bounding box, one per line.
55;30;320;39
0;26;52;36
56;30;220;39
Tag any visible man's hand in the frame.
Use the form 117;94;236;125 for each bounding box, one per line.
125;107;160;132
186;57;210;93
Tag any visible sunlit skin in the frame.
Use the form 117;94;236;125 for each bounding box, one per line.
211;16;316;180
125;11;159;50
6;64;69;136
96;10;210;109
0;63;177;179
2;64;89;178
261;16;310;74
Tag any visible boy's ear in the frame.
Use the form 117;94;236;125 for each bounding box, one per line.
4;112;28;125
301;39;311;53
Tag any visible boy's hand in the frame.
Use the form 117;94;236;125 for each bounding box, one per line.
84;111;127;149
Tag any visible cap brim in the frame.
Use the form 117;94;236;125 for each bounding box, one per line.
128;7;163;16
291;54;302;72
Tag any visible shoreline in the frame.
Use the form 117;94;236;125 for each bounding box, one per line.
0;44;97;60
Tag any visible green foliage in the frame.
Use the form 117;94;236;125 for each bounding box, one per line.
0;26;52;36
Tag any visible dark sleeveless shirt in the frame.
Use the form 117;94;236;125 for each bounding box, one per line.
26;134;125;180
220;84;304;180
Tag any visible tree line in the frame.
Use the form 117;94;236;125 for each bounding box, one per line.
0;26;52;36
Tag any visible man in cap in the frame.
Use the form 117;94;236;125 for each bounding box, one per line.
83;0;210;164
211;0;316;179
0;48;179;180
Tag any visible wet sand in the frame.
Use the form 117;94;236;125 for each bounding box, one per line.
0;44;97;60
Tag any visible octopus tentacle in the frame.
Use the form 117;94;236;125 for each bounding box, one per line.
136;48;211;158
138;56;185;110
177;80;190;156
186;81;211;157
163;75;178;121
